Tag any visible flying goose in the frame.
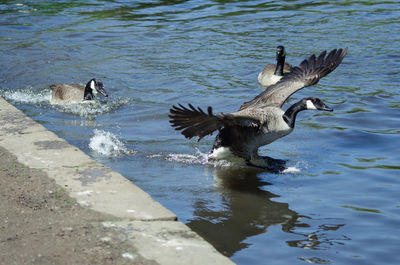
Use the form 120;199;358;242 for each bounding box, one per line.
169;48;347;168
50;78;108;104
258;45;293;87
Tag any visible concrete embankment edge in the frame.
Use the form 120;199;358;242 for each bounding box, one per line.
0;96;235;265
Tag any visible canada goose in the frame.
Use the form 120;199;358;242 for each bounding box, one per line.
169;48;347;168
50;78;108;104
258;45;293;87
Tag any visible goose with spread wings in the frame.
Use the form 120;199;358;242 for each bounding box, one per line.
169;48;347;168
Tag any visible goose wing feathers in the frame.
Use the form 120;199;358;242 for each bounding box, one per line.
169;104;260;141
240;48;347;110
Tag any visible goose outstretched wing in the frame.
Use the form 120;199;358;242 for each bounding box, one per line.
169;104;260;142
240;48;347;110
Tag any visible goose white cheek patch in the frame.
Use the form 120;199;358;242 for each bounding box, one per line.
90;80;97;95
306;100;317;110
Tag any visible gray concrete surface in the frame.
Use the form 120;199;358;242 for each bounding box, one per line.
0;95;235;265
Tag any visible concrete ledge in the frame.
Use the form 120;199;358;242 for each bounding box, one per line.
0;96;235;265
108;220;233;265
0;96;176;221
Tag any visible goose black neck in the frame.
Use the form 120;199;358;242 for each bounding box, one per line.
274;55;286;76
283;101;307;128
84;81;94;100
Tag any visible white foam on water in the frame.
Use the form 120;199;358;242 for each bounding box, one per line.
53;97;130;118
1;87;51;104
282;166;301;174
281;160;309;174
165;148;304;173
89;129;135;157
0;87;130;118
165;149;209;165
165;148;245;168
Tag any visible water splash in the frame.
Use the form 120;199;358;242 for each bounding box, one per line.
281;160;309;174
1;87;50;104
89;129;135;157
0;86;130;118
282;166;301;174
53;97;130;118
165;149;237;167
165;149;210;165
165;148;302;173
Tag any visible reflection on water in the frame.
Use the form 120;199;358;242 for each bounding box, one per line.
188;167;299;256
1;1;400;264
286;219;348;250
189;167;351;260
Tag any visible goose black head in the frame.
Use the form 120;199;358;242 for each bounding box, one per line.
274;45;287;76
283;97;333;128
84;78;108;100
276;45;286;60
304;97;333;112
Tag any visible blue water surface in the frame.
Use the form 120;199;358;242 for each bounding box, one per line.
1;1;400;264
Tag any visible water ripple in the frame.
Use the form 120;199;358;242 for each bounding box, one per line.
1;1;400;265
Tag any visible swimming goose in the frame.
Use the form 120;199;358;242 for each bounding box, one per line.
258;45;293;87
169;48;347;168
50;78;108;104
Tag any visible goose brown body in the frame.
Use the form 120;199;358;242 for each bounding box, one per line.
50;84;87;104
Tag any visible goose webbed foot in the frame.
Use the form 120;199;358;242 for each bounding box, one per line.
245;160;268;169
261;156;286;167
245;156;286;173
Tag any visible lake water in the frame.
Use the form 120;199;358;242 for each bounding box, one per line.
1;1;400;264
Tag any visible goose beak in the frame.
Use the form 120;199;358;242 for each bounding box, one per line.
319;103;333;112
96;83;108;97
100;89;109;97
